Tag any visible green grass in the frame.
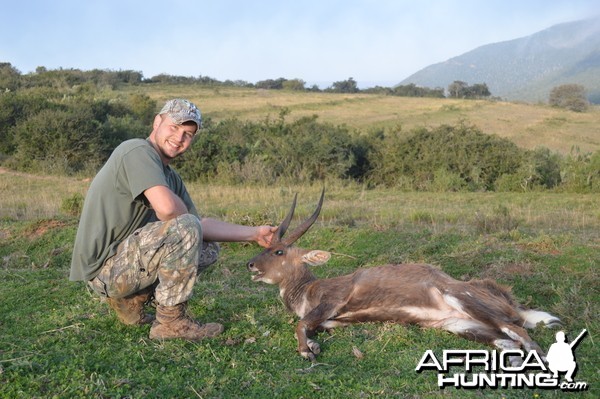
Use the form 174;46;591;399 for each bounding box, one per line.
0;180;598;398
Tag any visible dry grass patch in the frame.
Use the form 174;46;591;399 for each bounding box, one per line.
121;85;600;154
1;169;599;242
0;169;88;220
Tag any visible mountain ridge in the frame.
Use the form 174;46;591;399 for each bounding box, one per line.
399;16;600;103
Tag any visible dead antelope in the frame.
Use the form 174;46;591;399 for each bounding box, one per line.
247;191;561;364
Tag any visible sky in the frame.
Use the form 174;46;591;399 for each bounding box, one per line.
2;0;599;88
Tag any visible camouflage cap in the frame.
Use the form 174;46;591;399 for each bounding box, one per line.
159;99;202;132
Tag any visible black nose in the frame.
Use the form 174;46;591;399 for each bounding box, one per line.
246;261;254;270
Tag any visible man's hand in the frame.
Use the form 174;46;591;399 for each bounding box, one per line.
254;225;277;248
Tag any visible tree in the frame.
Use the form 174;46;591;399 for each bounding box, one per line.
448;81;491;98
255;78;285;90
468;83;491;98
330;77;358;93
447;81;467;98
391;84;444;98
282;79;306;91
549;84;589;112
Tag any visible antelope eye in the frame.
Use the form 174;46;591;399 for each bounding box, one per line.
274;250;284;256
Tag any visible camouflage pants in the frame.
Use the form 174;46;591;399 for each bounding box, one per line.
88;214;220;306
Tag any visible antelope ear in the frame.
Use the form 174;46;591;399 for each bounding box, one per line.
302;250;331;266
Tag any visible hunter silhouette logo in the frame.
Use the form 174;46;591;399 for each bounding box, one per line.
546;329;587;383
415;328;589;391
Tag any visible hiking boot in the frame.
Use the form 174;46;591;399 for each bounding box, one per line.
106;285;155;325
149;303;224;341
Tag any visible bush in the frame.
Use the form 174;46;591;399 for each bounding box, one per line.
525;147;562;189
497;148;561;192
60;193;84;216
0;90;58;156
11;107;103;173
174;114;365;184
369;123;524;190
266;115;358;181
560;150;600;193
429;168;467;192
494;173;526;192
173;117;253;181
0;62;21;91
2;92;156;175
0;76;593;194
128;94;157;125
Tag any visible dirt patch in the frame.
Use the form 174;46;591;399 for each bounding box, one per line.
25;219;69;239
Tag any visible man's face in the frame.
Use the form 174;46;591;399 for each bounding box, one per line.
150;115;197;163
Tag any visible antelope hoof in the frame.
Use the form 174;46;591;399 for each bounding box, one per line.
300;349;317;362
299;340;320;362
307;339;321;355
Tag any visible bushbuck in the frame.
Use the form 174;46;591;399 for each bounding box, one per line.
246;191;561;363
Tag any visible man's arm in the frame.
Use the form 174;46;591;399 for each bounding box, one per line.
144;185;189;221
201;218;276;248
144;185;276;247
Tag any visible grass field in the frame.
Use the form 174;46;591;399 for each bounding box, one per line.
118;84;600;155
1;171;598;398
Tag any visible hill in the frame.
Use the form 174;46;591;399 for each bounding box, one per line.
399;17;600;103
124;85;600;154
2;82;599;192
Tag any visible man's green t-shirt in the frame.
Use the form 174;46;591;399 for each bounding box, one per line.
69;139;199;281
